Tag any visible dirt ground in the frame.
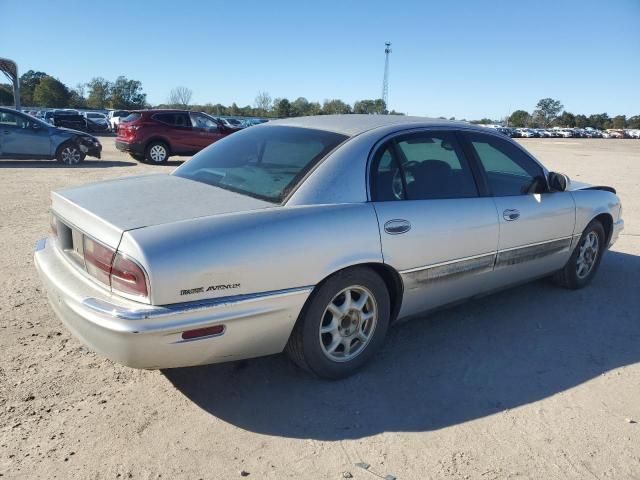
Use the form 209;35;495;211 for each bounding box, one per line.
1;137;639;480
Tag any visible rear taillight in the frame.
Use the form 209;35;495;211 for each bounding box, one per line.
111;253;148;298
80;236;148;300
83;236;114;286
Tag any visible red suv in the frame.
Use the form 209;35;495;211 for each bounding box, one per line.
116;110;234;163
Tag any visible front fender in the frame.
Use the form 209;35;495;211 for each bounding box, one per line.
571;189;622;235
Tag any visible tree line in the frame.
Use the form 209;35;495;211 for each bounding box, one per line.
0;70;146;110
1;73;637;128
496;98;639;130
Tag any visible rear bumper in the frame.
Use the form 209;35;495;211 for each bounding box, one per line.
34;237;311;369
115;140;144;156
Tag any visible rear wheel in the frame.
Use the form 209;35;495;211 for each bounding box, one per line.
56;142;85;165
145;141;169;164
285;267;390;379
554;219;606;289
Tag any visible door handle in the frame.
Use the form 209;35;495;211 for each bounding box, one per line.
384;219;411;235
503;209;520;221
2;130;10;135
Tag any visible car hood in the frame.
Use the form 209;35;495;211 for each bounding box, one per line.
566;178;616;194
54;126;89;136
51;174;274;247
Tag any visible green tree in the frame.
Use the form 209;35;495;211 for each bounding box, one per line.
627;116;640;129
0;84;14;106
588;113;610;130
611;115;626;129
86;77;111;109
555;111;576;127
533;98;563;127
19;70;48;105
32;76;70;107
109;76;146;109
574;114;588;128
322;99;351;114
273;98;291;117
353;99;386;114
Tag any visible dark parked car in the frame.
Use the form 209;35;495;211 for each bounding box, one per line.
0;107;101;164
116;110;235;163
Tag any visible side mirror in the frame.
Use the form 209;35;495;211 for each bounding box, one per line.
548;172;569;192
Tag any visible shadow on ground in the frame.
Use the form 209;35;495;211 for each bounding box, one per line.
164;250;640;440
0;159;136;168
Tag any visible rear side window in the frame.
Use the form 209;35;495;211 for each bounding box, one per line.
465;132;545;196
121;113;141;123
372;132;478;201
152;113;190;127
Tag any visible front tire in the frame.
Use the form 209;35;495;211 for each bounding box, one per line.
554;219;606;289
145;141;170;164
285;267;390;379
56;142;86;165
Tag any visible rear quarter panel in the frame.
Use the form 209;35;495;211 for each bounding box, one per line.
117;203;383;306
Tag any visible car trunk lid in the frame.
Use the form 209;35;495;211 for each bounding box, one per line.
51;174;274;248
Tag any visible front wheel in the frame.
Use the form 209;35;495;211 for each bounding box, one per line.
56;142;86;165
554;219;606;289
285;267;390;379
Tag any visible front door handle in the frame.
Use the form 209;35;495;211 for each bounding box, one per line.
503;209;520;221
384;219;411;235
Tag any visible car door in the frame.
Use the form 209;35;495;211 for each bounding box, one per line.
189;113;224;150
0;110;51;157
371;130;500;318
461;131;575;285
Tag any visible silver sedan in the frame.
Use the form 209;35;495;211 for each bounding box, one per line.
35;115;624;378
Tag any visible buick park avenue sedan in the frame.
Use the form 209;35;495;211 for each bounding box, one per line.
35;115;623;378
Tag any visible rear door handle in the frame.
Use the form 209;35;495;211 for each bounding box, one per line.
503;209;520;221
384;219;411;235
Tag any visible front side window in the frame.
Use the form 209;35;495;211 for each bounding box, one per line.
190;113;219;130
373;132;478;201
173;126;347;203
465;132;545;196
0;111;38;129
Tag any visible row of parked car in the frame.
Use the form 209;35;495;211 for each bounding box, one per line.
487;125;640;139
21;108;268;134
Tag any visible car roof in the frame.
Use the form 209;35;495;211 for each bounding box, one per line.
267;114;475;136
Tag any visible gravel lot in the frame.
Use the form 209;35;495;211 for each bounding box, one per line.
1;137;639;479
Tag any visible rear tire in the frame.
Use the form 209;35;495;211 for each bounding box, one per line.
554;219;606;289
145;141;170;164
285;267;390;379
56;142;86;165
129;153;145;162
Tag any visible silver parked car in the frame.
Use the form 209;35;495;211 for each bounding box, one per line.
35;115;624;378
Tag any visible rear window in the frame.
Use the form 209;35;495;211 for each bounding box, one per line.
173;126;348;203
121;113;141;123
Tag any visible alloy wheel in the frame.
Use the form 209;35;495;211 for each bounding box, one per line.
319;286;378;362
576;231;600;279
61;146;82;164
149;145;167;163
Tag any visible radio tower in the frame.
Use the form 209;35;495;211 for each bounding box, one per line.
381;42;392;113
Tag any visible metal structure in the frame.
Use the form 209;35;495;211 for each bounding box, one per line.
0;57;20;109
381;42;392;113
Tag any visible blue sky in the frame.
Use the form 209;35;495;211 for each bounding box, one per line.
3;0;639;119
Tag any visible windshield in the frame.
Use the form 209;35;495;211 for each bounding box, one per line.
173;125;348;203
